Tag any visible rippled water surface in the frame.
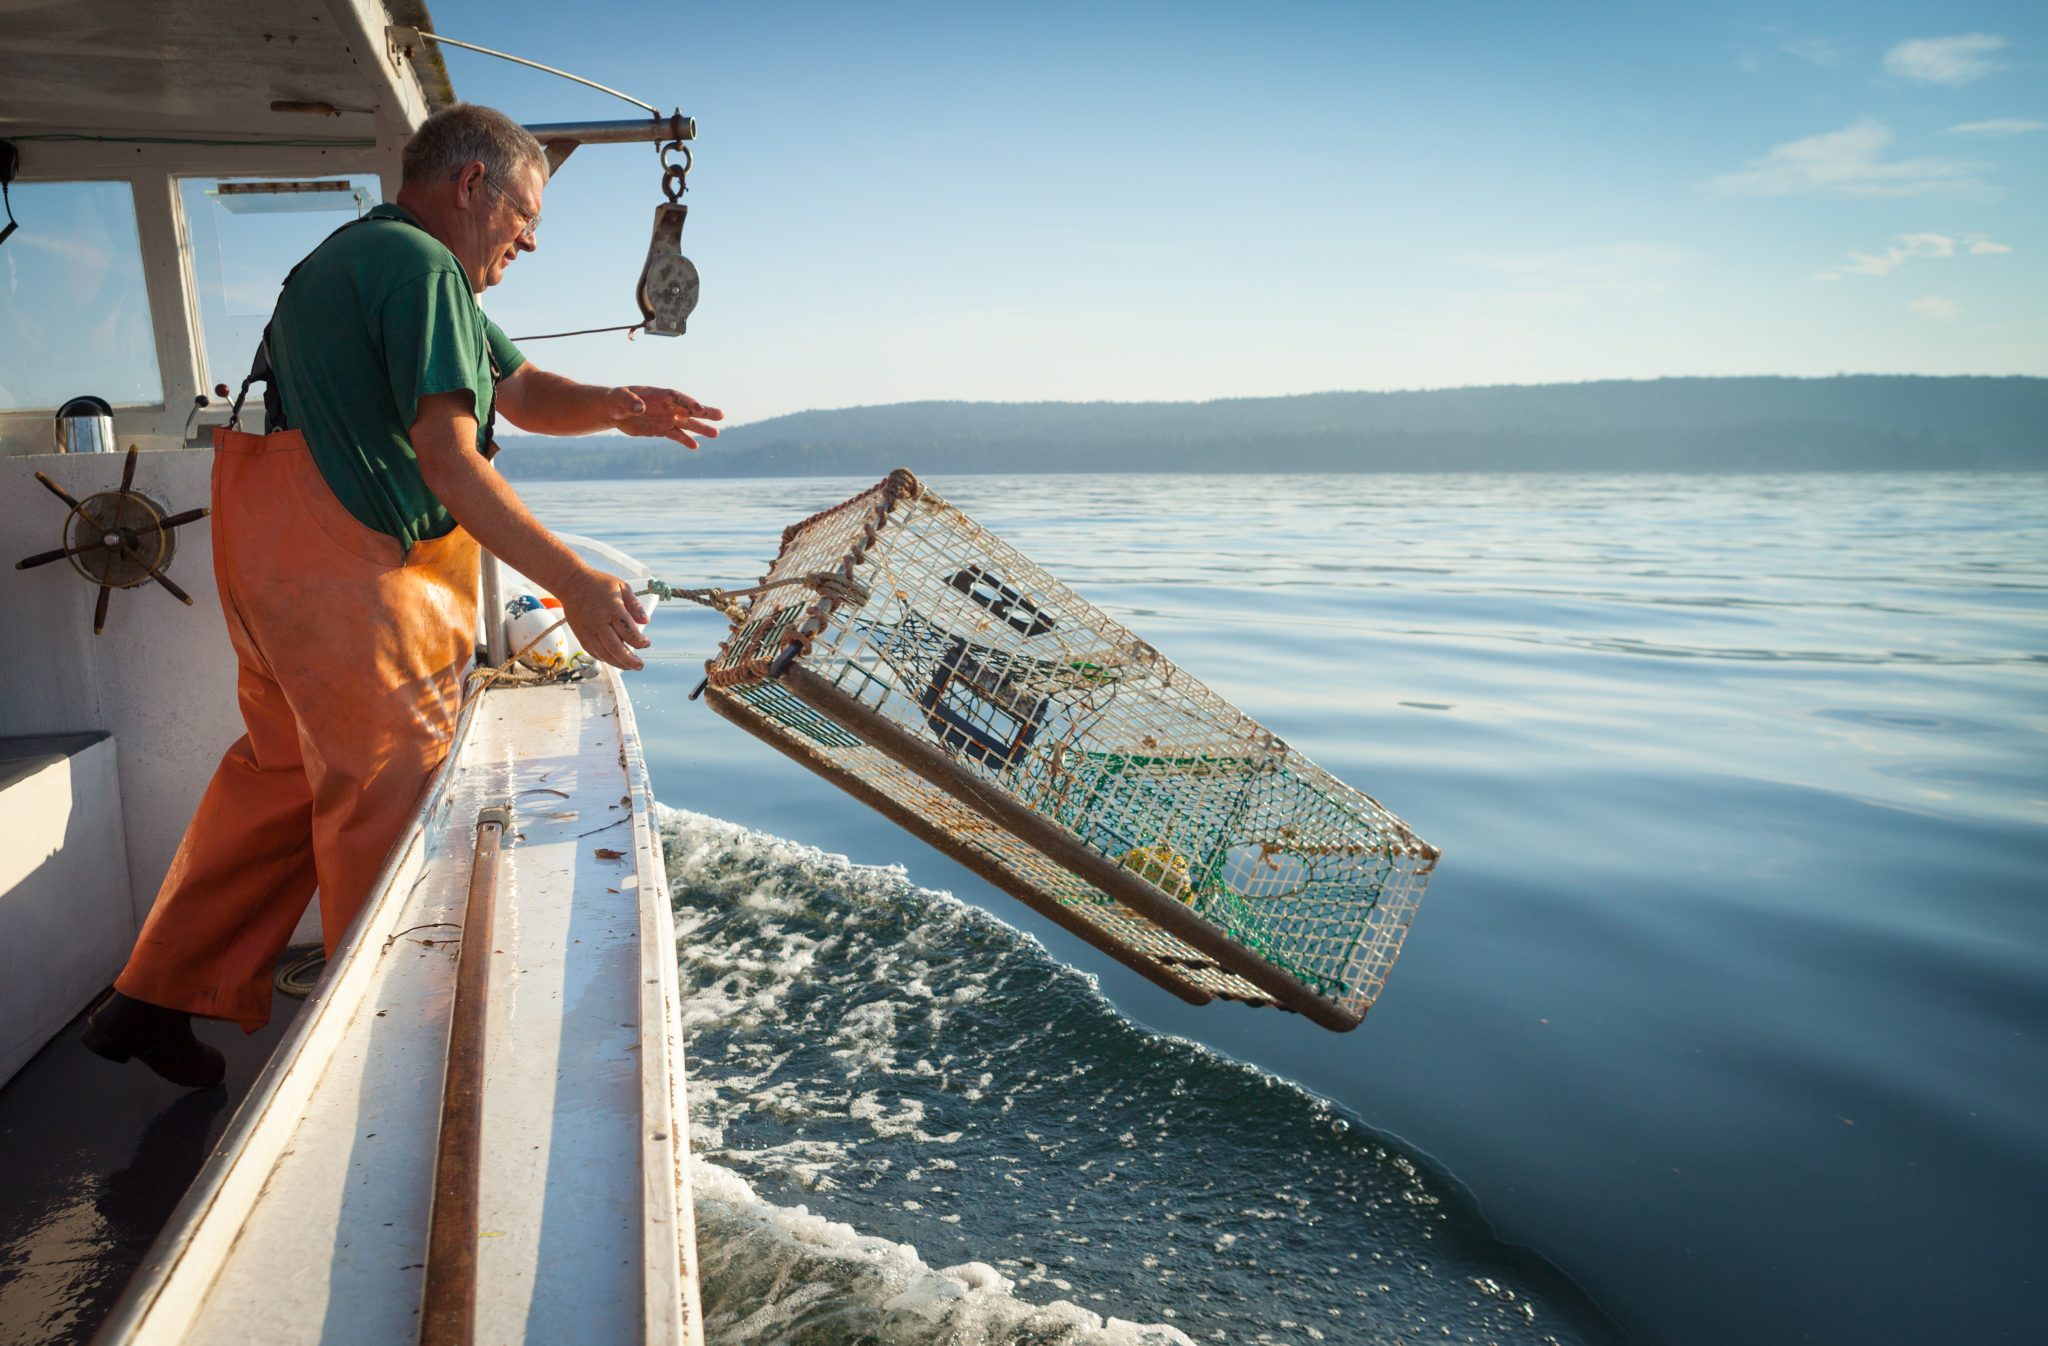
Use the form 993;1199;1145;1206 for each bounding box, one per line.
529;471;2048;1346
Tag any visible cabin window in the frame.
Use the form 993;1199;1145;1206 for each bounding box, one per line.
0;181;163;412
177;176;380;396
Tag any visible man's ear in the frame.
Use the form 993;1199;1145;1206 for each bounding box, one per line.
454;160;488;208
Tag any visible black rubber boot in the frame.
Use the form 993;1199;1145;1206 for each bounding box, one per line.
81;991;226;1088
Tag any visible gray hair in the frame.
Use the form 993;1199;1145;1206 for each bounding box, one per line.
401;102;546;186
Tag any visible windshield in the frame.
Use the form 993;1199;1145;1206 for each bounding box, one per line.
0;180;163;412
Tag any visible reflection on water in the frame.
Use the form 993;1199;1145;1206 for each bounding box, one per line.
97;1089;230;1252
528;470;2048;1346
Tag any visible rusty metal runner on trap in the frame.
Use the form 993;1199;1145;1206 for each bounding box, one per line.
699;470;1440;1031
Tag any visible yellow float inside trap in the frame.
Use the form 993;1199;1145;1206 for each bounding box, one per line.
701;470;1439;1030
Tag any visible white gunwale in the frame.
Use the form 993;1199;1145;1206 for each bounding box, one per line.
617;669;703;1345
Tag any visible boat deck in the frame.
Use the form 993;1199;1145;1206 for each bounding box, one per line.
0;670;699;1345
0;990;301;1345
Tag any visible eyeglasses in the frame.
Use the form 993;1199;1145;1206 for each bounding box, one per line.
483;174;541;241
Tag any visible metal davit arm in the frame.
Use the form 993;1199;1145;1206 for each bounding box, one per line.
523;116;696;174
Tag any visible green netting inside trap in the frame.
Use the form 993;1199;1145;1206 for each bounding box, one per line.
734;681;863;749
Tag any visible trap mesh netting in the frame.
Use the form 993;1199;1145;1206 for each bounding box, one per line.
702;471;1439;1030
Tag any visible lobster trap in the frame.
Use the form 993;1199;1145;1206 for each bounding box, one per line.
701;471;1439;1030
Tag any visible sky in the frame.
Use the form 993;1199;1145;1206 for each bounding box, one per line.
423;0;2047;425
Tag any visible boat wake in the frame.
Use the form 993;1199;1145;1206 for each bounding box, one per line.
691;1160;1192;1344
659;806;1610;1345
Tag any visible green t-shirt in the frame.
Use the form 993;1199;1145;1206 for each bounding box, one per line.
269;203;526;548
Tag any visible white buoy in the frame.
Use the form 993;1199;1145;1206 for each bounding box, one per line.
504;592;588;674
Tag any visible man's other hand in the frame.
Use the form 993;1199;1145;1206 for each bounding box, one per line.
606;386;725;448
554;564;652;671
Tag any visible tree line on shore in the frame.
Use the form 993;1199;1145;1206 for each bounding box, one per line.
493;375;2047;479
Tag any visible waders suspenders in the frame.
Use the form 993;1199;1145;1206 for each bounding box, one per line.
227;216;504;451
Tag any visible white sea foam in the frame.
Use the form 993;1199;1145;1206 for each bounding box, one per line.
663;804;1201;1341
692;1157;1196;1345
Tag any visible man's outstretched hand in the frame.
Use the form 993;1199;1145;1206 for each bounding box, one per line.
606;386;724;448
554;564;651;671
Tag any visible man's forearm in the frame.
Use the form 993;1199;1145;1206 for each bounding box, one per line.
496;366;723;446
495;366;617;436
413;399;584;592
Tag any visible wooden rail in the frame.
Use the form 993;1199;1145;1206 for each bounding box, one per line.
419;804;512;1346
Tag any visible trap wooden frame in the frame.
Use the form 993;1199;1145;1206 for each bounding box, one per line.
702;470;1439;1031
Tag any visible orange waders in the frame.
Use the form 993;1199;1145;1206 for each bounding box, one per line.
114;427;478;1032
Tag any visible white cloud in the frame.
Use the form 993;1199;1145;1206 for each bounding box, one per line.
1948;118;2046;136
1883;34;2007;86
9;231;116;267
1780;36;1847;67
1908;295;1961;321
1842;233;1955;276
1812;232;2010;282
1458;243;1698;305
1703;120;1990;198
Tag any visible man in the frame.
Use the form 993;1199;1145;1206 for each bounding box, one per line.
82;104;722;1086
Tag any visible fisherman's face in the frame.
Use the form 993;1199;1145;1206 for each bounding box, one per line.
455;160;543;293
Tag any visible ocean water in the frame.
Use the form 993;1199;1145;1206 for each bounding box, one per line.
528;471;2048;1346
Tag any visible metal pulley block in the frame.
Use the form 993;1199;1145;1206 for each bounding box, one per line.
637;141;699;336
637;204;699;336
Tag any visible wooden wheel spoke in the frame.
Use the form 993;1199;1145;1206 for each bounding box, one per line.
120;541;193;605
33;471;84;510
118;443;140;495
14;542;94;571
158;506;211;531
92;583;113;634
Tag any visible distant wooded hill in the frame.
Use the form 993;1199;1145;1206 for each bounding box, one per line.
494;375;2047;479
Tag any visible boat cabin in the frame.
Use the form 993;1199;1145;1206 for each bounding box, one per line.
0;4;702;1342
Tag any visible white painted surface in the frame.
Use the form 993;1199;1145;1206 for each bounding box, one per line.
0;0;436;456
100;670;701;1345
0;450;242;935
0;734;133;1084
